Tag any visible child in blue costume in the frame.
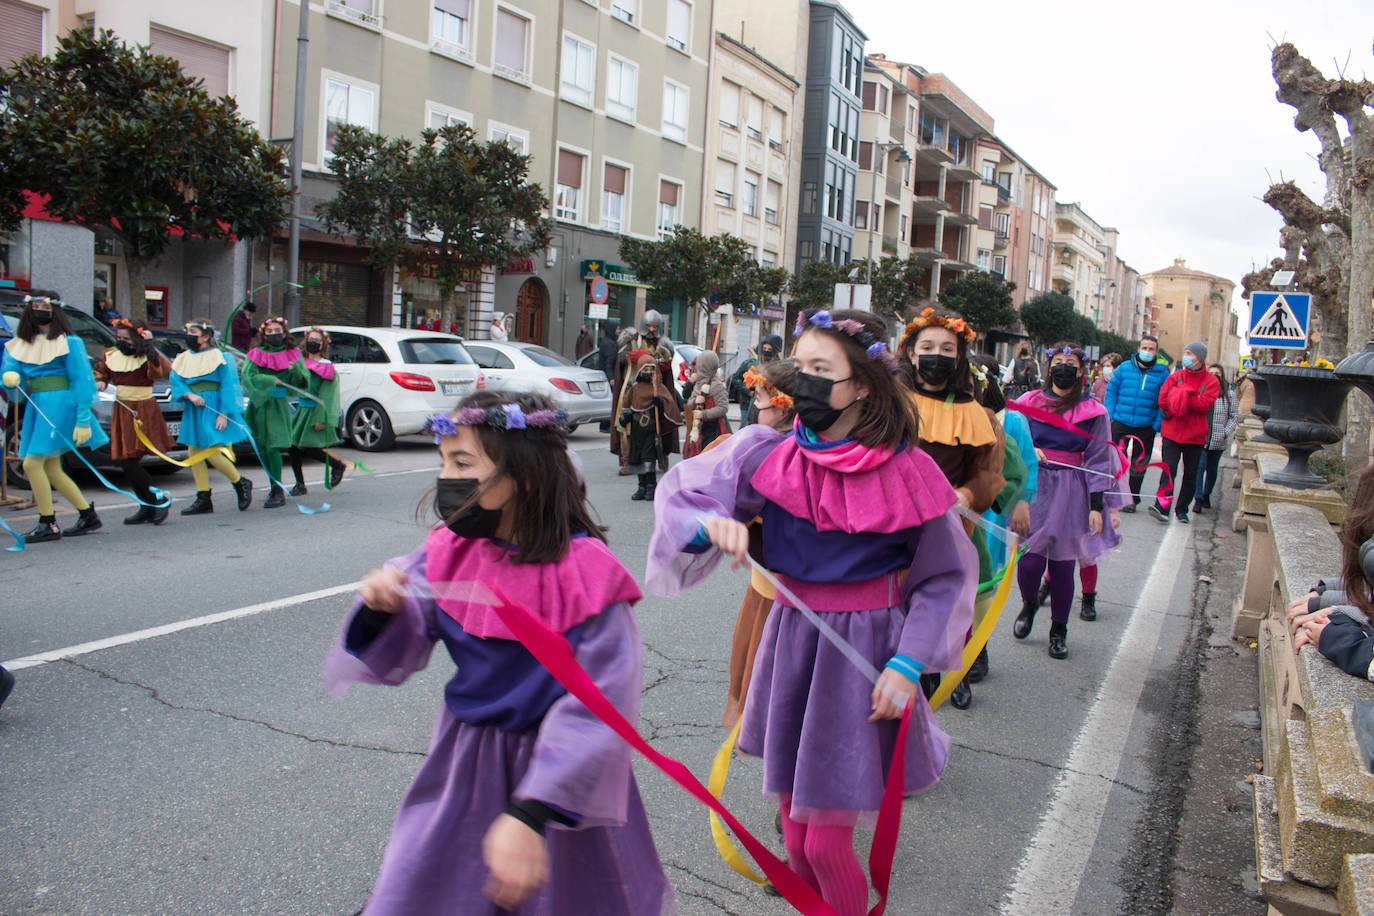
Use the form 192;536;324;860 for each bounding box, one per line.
170;320;252;515
1;295;108;542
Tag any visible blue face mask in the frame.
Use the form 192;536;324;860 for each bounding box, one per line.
1181;354;1196;370
1137;349;1153;363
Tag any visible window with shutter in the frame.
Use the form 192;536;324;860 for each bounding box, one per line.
494;8;530;81
150;27;231;99
601;164;628;232
746;95;763;141
0;0;43;69
657;180;681;238
765;181;780;225
720;82;740;128
431;0;472;59
555;150;585;221
767;108;784;150
715;161;735;209
978;205;993;229
666;0;690;51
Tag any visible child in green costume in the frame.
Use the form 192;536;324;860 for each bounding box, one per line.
241;316;308;508
288;327;346;495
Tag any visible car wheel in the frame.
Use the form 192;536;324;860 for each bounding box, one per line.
347;400;395;452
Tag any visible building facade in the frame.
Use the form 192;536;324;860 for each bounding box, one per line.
1142;259;1238;366
1051;201;1107;322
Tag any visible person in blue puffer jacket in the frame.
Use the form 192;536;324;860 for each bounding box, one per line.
1103;333;1171;511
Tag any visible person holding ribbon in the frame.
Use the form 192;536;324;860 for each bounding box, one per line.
649;308;976;916
1010;342;1118;659
94;318;173;525
171;320;252;516
898;307;1005;709
0;295;107;542
287;328;346;496
241;317;308;509
324;391;673;915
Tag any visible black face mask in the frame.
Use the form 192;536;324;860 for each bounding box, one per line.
1050;364;1080;390
916;354;957;387
305;340;322;354
264;333;285;348
759;347;777;363
186;334;203;349
434;477;503;540
115;340;137;356
793;371;855;432
32;311;52;326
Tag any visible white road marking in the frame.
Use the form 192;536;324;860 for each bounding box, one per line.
3;583;359;671
1001;522;1187;913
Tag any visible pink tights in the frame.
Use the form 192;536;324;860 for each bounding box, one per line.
778;797;869;916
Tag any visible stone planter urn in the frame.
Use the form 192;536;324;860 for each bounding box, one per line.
1258;365;1351;490
1335;339;1374;404
1249;373;1272;421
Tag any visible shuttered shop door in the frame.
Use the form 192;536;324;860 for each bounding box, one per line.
299;261;371;326
0;0;43;69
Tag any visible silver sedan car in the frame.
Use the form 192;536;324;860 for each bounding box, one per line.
462;341;612;431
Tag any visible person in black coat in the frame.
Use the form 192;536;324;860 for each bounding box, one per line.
598;319;620;382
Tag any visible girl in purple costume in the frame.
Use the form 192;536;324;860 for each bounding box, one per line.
648;309;976;916
1011;342;1116;659
324;391;672;916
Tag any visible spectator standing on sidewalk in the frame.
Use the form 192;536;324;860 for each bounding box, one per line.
1193;363;1239;513
1149;341;1220;525
574;324;595;360
1104;334;1170;512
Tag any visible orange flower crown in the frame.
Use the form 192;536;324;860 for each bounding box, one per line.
743;366;794;410
900;307;977;350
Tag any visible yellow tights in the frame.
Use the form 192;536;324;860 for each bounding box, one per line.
23;456;90;516
190;452;242;490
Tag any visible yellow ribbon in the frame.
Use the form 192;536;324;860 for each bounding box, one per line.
928;536;1019;710
133;419;235;469
708;718;769;887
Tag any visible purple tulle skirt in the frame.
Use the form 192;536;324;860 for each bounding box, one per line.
1024;465;1124;561
363;708;673;916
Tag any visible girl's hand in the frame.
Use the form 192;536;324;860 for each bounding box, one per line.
214;414;228;432
1110;511;1121;530
1088;510;1103;536
954;488;972;510
482;814;549;909
869;668;916;722
188;394;206;407
1286;591;1319;624
703;516;750;569
359;566;409;614
1292;610;1331;652
1011;501;1032;537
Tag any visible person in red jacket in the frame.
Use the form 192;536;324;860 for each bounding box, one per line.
1149;341;1220;525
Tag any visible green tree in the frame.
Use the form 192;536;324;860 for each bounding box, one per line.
618;227;782;323
850;254;926;323
0;27;289;319
1019;292;1079;345
786;260;848;330
939;270;1018;339
319;124;551;331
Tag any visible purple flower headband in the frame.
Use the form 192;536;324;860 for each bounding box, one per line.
793;309;900;372
426;404;568;441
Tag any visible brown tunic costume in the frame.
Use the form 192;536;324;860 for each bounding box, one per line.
93;349;173;460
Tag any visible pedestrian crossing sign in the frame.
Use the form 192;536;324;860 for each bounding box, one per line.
1248;292;1310;346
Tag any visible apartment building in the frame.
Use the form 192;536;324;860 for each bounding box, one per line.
971;136;1055;310
702;30;801;350
852;60;913;272
1051;201;1108;322
1143;258;1238;366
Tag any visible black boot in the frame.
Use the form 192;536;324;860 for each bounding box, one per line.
950;676;972;709
63;506;101;537
124;505;156;525
1013;599;1037;639
918;672;940;699
289;481;308;497
0;665;13;710
1048;621;1068;659
966;646;989;683
264;483;286;509
1036;578;1051;609
328;458;346;489
149;499;169;525
24;514;61;542
233;477;253;511
1079;592;1097;622
181;490;213;515
631;473;649;501
643;472;657;502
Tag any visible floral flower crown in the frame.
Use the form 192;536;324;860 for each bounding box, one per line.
185;321;215;336
426;404;569;441
259;317;288;331
793;310;899;372
742;366;794;410
1054;345;1086;361
110;318;137;331
900;307;977;349
302;326;331;343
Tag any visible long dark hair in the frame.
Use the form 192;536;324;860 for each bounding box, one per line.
898;307;975;398
16;295;72;341
438;391;606;564
1342;464;1374;618
112;318;154;358
797;309;919;450
1042;339;1086;414
973;354;1005;413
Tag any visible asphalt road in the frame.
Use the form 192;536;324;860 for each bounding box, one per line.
1;426;1233;914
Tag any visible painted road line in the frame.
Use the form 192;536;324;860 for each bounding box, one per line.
3;582;360;671
1001;522;1187;913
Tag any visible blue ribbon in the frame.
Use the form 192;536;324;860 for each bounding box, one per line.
213;410;330;515
0;513;26;551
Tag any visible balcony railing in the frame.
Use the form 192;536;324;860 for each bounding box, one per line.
993;233;1009;250
997;183;1010;202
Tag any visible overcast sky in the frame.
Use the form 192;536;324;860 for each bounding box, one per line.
840;0;1372;319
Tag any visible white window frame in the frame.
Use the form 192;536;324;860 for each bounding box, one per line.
430;0;474;64
554;145;588;223
560;32;595;108
327;0;381;31
746;94;764;142
767;107;784;151
719;81;740;128
976;249;991;270
662;79;689;143
425;100;472;131
741;173;759;218
320;70;379;167
600;158;631;233
657;176;683;239
610;0;638;27
606;54;638;123
715;160;736;210
665;0;691;53
492;4;533;85
489;121;529;154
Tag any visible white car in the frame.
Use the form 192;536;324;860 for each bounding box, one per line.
291;325;483;451
462;341;612;431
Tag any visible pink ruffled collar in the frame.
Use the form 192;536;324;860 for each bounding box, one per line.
1017;389;1107;425
790;420;896;473
425;527;642;639
304;358;335;381
245;347;301;371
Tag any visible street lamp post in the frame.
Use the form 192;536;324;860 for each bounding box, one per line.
864;143;912;283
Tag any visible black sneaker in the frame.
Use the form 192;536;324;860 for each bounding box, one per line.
1120;503;1137;514
0;665;14;711
1147;504;1170;523
1176;512;1190;525
328;459;346;489
289;482;308;497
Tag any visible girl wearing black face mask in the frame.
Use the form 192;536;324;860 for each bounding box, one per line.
898;309;1004;710
171;321;253;515
618;350;682;501
94;318;174;525
287;329;345;495
241;318;307;508
327;392;672;915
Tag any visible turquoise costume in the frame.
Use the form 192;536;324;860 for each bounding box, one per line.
169;348;247;449
1;334;109;457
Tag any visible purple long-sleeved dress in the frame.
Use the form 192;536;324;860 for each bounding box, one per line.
324;529;674;915
647;423;977;825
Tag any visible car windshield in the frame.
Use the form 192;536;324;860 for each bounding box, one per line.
399;338;475;365
520;346;574;368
